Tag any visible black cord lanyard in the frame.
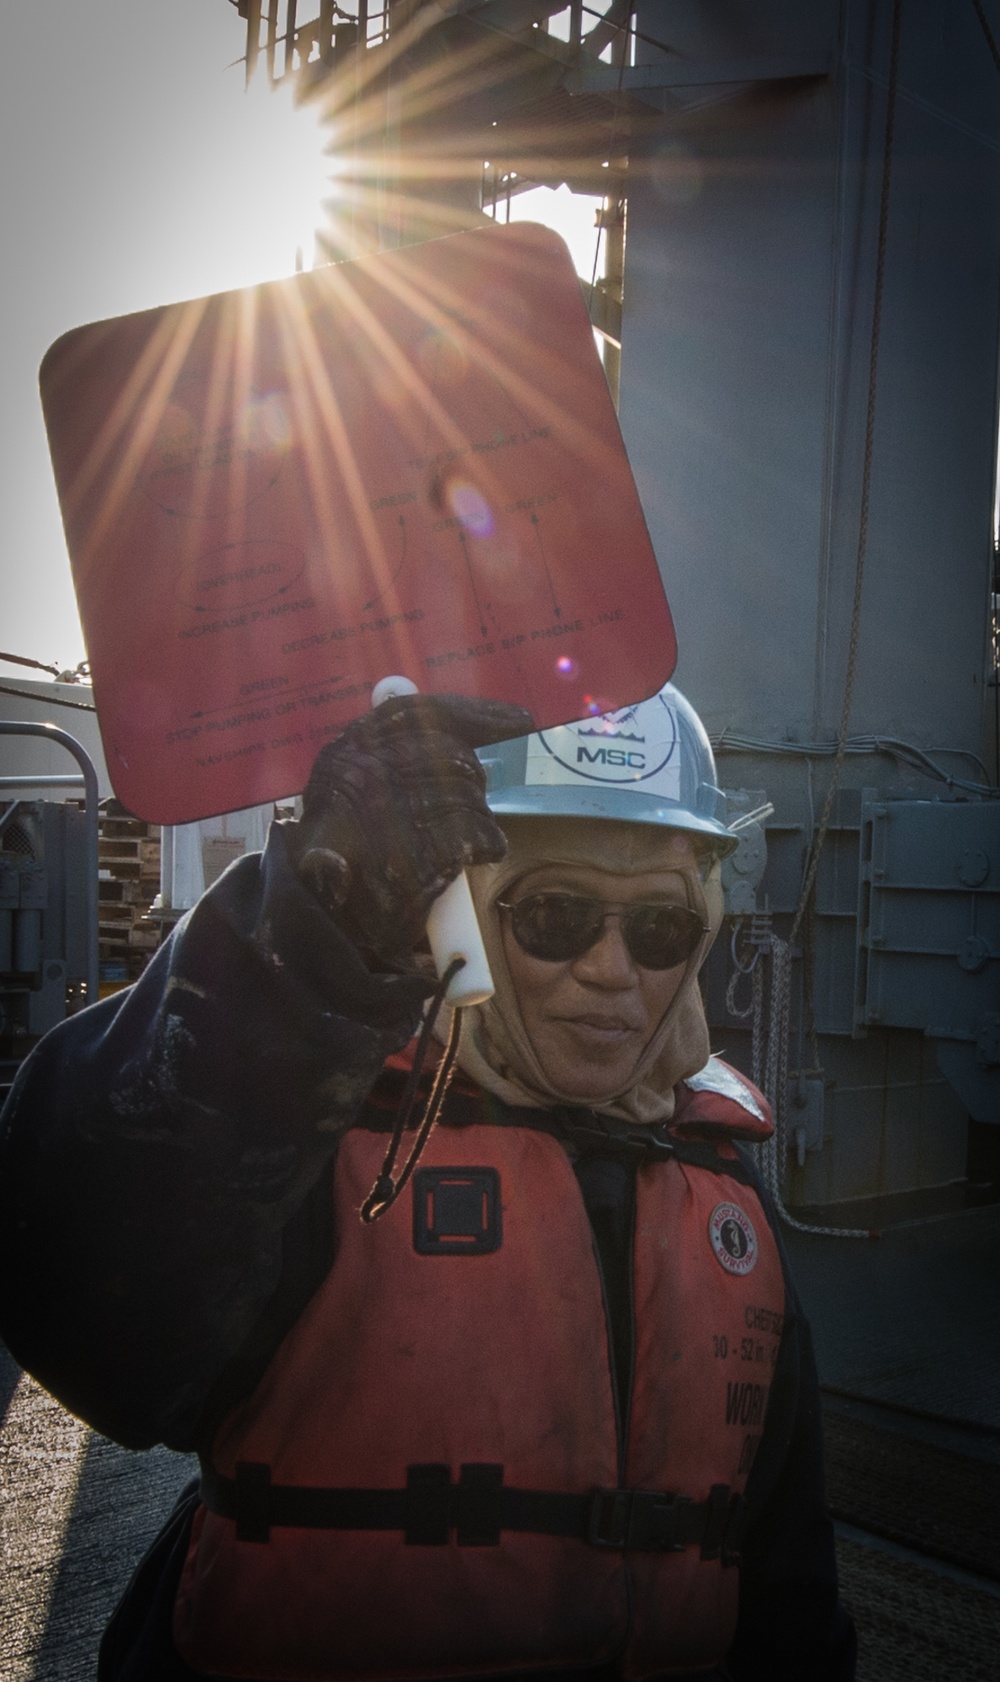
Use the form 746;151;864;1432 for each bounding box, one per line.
360;957;466;1223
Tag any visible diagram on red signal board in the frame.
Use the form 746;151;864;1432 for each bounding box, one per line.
41;221;676;823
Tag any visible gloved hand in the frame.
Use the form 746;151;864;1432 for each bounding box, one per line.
287;693;532;961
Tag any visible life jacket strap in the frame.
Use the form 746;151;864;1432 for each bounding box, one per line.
200;1463;746;1565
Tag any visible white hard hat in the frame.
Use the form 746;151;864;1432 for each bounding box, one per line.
478;682;737;857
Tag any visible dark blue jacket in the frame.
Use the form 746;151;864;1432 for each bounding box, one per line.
0;825;855;1682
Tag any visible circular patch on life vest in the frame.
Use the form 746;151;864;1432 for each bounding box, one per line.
708;1203;758;1275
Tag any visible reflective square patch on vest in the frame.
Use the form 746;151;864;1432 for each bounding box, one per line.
413;1168;502;1254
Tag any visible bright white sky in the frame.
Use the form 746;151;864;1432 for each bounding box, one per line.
0;0;602;683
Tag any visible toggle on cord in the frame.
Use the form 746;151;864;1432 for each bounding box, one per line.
40;221;676;826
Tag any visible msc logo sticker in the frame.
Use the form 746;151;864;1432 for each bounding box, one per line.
709;1203;758;1276
576;743;647;771
524;695;682;798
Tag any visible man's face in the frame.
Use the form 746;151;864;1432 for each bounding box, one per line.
498;847;701;1103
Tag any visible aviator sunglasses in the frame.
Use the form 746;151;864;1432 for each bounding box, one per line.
496;892;709;970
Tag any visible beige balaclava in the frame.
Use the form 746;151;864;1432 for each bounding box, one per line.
449;815;725;1126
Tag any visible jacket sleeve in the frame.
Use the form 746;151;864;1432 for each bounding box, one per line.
726;1202;857;1682
0;822;433;1453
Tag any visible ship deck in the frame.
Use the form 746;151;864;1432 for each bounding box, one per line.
2;1198;998;1680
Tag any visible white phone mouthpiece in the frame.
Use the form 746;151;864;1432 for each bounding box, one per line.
371;676;495;1009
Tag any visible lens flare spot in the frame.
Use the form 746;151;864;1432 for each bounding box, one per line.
555;655;577;678
448;479;494;537
581;695;616;718
239;391;293;452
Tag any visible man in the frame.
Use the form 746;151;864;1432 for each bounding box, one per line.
0;683;855;1680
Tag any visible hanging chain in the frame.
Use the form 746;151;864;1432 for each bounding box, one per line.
739;930;872;1238
725;915;764;1019
751;962;765;1090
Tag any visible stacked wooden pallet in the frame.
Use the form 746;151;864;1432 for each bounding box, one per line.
98;804;162;986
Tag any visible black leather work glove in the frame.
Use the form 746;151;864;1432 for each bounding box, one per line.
287;693;532;961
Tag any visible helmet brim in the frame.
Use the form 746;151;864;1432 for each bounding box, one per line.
488;784;739;857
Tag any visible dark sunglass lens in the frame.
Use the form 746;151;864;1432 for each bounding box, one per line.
626;905;705;969
507;896;705;967
511;895;603;960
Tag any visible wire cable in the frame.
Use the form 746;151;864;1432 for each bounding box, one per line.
0;682;96;714
0;652;62;678
712;731;997;796
971;0;1000;77
586;3;633;312
789;0;904;953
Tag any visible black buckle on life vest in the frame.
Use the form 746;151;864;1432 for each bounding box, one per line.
212;1466;745;1563
412;1168;502;1255
234;1461;272;1544
721;1491;747;1567
587;1487;694;1552
699;1482;732;1561
404;1462;504;1545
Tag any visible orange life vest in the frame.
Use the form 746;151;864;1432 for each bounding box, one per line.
174;1060;784;1681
